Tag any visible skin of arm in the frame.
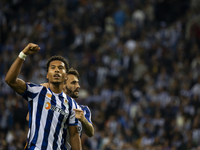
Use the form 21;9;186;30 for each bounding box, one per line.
5;43;40;94
68;125;82;150
74;109;94;137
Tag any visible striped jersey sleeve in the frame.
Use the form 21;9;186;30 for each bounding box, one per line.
20;82;43;101
80;105;92;124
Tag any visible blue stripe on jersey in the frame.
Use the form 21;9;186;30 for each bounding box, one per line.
59;94;67;114
27;101;33;145
53;115;63;149
67;95;72;111
62;128;67;145
23;91;38;101
65;96;72;126
52;94;66;150
21;83;40;99
80;105;92;124
41;94;56;149
28;101;33;128
61;132;68;150
31;87;47;146
29;146;35;150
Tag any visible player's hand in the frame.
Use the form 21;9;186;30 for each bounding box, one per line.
22;43;40;55
73;109;84;122
40;83;49;88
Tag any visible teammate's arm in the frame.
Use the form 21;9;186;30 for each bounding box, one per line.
74;109;94;137
68;125;82;150
5;43;40;94
40;83;49;88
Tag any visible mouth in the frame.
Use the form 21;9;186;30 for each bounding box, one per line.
53;74;60;79
74;89;79;93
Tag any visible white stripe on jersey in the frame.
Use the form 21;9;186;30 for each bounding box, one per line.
29;92;40;143
68;99;81;125
22;83;78;150
36;100;48;149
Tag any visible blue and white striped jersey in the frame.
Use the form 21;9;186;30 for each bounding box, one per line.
22;83;79;150
66;105;92;150
77;105;92;136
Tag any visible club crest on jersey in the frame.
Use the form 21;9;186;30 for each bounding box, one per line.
64;98;69;109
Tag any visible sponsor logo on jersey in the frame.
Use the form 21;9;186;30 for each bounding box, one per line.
45;102;51;109
45;102;68;116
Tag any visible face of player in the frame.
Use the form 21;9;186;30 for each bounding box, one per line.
63;74;80;98
46;60;67;84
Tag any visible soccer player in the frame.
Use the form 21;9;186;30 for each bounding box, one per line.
27;68;94;149
5;43;82;150
63;68;94;149
30;68;94;149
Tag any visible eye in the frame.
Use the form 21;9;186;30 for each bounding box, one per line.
58;66;64;69
71;81;77;85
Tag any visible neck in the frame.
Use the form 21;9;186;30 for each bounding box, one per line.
49;82;64;94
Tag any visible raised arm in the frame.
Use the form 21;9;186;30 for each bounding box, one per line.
74;109;94;137
5;43;40;94
68;125;82;150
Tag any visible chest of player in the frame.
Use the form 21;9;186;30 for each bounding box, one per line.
42;92;70;118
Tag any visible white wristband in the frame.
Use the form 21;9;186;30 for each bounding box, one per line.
18;51;27;60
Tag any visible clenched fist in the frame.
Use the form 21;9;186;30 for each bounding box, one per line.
73;109;85;122
22;43;40;55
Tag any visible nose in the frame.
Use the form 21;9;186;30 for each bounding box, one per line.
55;67;59;72
77;83;80;88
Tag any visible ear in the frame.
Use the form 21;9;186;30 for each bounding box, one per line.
46;73;49;79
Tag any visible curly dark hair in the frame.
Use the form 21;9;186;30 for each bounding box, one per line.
46;55;69;73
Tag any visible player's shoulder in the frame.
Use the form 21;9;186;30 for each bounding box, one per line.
64;94;75;103
80;105;88;109
80;105;91;112
63;93;80;108
27;82;42;87
26;82;44;92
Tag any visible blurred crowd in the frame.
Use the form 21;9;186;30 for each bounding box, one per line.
1;0;200;149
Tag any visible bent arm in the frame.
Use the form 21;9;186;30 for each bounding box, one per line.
74;108;94;137
81;118;94;137
5;43;40;95
69;125;82;150
5;57;27;94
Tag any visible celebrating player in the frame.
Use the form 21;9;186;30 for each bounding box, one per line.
5;43;82;150
31;68;94;149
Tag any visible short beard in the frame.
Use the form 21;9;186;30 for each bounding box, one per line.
65;86;79;99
